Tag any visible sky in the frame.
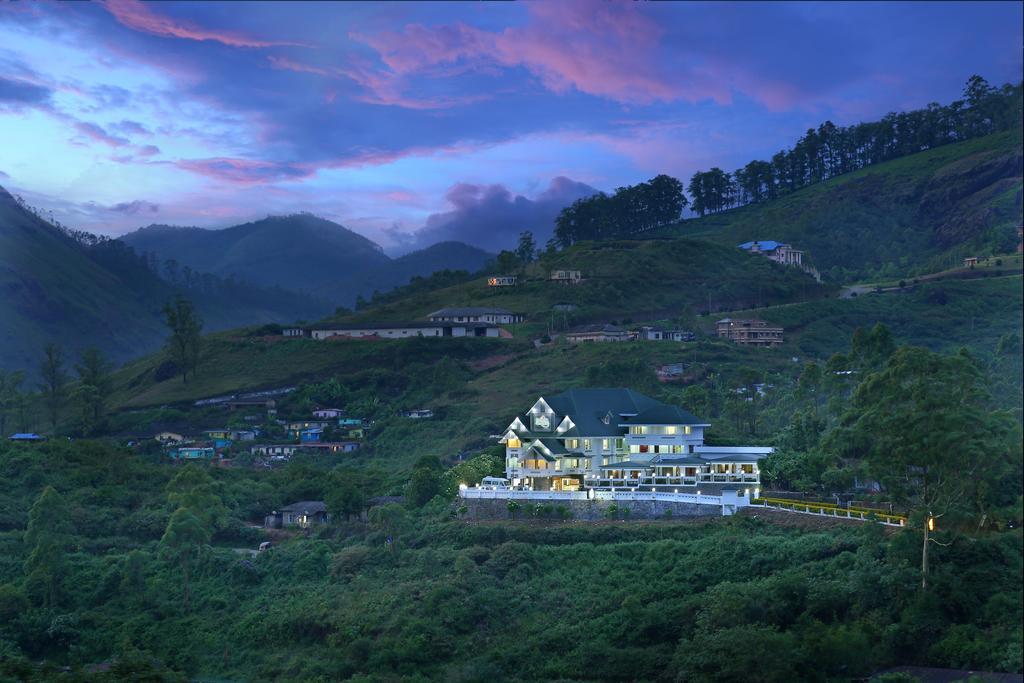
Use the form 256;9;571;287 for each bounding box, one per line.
0;1;1020;255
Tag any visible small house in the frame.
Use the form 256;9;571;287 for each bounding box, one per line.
283;327;307;338
299;441;360;454
154;431;186;445
427;307;523;324
738;240;803;266
552;302;578;312
265;501;330;529
299;428;322;443
564;324;631;343
487;275;517;287
402;409;434;419
7;433;45;442
716;319;783;347
172;446;215;460
250;444;299;458
313;408;344;419
550;270;582;284
963;257;979;267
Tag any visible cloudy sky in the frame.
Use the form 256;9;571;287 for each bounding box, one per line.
0;1;1020;253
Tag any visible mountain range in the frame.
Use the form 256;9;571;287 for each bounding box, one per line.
119;215;494;306
0;186;331;376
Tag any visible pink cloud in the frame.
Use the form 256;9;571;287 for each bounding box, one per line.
349;2;720;106
73;121;130;147
175;157;315;184
101;0;305;48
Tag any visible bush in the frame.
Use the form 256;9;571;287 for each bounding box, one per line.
331;545;373;577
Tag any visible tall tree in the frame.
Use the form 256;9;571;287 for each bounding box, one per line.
39;343;68;432
831;347;1015;590
162;296;203;383
0;369;25;437
515;231;537;265
24;486;72;607
74;347;112;436
160;508;209;612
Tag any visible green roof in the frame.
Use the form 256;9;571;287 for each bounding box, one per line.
620;404;704;426
599;461;651;470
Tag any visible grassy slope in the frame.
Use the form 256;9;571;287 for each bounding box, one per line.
656;130;1023;280
326;237;832;326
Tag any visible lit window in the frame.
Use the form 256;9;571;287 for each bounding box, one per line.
684;426;693;435
583;439;592;451
567;438;579;449
602;438;610;451
507;437;521;449
664;426;677;435
629;445;641;454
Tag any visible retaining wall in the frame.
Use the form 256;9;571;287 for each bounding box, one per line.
460;497;722;521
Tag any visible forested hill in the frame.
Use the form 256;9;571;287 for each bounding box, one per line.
0;187;328;377
120;216;494;306
667;130;1022;281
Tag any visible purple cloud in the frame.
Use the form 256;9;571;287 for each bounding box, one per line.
394;176;597;253
109;199;159;214
0;76;52;106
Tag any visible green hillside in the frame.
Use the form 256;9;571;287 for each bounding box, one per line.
0;187;328;377
658;130;1023;282
326;237;832;327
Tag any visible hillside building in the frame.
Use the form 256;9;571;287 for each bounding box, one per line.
636;326;695;342
487;275;517;287
310;321;501;340
716;318;784;347
738;240;803;266
550;270;582;284
427;307;523;324
265;501;330;529
565;324;631;343
283;327;307;337
498;388;770;492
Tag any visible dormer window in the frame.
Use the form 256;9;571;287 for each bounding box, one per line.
532;414;552;431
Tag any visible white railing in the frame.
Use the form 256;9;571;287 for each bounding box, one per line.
460;489;589;501
459;487;749;511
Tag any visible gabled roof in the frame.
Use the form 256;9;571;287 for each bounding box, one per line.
280;501;328;514
427;307;514;318
539;388;704;435
738;240;786;251
620;404;705;426
567;324;627;335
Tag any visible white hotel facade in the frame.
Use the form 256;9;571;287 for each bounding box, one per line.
498;388;769;493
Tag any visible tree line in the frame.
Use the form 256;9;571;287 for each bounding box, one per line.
689;75;1022;215
547;75;1021;238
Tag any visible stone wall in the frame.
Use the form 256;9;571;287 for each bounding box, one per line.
459;497;722;521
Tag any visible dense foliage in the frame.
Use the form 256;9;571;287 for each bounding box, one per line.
554;174;688;246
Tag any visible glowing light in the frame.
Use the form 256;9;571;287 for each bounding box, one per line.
928;516;935;532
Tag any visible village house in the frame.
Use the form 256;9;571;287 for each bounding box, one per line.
250;444;299;458
498;388;770;492
716;318;784;347
738;240;804;266
565;324;631;343
264;501;330;529
286;420;330;438
487;275;517;287
550;269;582;284
312;408;344;419
636;326;695;342
172;446;216;460
310;321;502;340
963;257;979;267
427;307;523;324
402;409;434;419
552;302;578;312
282;327;307;337
154;431;187;445
299;428;322;443
299;441;360;454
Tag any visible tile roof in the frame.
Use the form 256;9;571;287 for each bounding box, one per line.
738;240;785;251
427;307;514;317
